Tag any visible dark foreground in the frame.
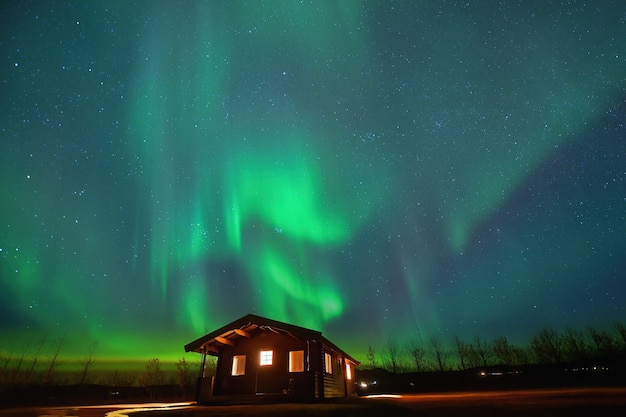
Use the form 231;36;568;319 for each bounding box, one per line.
3;387;625;417
134;388;626;417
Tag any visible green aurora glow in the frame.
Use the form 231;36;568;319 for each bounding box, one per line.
1;1;625;370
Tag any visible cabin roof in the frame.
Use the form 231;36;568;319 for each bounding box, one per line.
184;313;359;365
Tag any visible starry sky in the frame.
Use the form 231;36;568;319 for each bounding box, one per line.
1;1;625;367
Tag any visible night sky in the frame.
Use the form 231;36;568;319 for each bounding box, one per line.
1;1;625;367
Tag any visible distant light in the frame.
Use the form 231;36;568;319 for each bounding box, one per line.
480;370;505;376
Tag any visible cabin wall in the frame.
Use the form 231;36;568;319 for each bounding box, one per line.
308;340;323;399
317;351;357;398
214;331;317;398
321;350;345;398
345;360;357;397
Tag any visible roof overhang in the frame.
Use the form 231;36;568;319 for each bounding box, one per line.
185;314;323;355
184;313;360;365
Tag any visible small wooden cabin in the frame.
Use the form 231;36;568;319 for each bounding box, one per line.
184;314;360;402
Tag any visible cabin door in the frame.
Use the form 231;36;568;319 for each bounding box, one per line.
255;349;284;394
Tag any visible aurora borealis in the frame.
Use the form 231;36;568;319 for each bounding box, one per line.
1;1;625;368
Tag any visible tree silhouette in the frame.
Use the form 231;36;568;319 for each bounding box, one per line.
587;327;617;358
562;327;590;362
1;347;13;384
429;335;448;371
141;358;164;399
44;336;65;385
25;338;46;383
11;342;30;383
473;335;492;367
615;322;626;353
176;357;191;397
454;336;471;370
531;328;563;364
382;341;401;373
406;340;426;372
492;336;514;366
78;342;98;385
366;345;377;369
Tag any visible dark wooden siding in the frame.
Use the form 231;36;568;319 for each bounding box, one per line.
214;331;317;397
207;330;355;400
323;373;346;398
321;350;347;398
345;360;357;397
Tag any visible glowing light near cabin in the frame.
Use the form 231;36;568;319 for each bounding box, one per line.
260;350;273;366
324;353;333;375
289;350;305;373
231;355;246;376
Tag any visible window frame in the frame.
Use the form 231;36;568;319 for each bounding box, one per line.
289;350;305;373
324;352;333;374
231;354;246;376
259;349;273;366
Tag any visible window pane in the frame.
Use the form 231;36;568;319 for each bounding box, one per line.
231;355;246;376
289;350;304;372
324;352;332;374
260;350;273;366
346;363;352;380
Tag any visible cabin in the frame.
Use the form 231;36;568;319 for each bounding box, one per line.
184;314;360;402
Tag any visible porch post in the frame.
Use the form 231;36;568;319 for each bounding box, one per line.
199;348;207;378
195;347;208;402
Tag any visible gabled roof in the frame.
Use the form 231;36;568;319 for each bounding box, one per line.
184;313;359;365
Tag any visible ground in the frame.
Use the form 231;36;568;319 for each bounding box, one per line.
2;387;626;417
133;388;626;417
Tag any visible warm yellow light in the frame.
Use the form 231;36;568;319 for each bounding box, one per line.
324;352;333;374
289;350;305;372
260;350;273;366
231;355;246;376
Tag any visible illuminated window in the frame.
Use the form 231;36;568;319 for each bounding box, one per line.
260;350;273;366
324;352;333;374
346;363;352;380
289;350;304;372
231;355;246;376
